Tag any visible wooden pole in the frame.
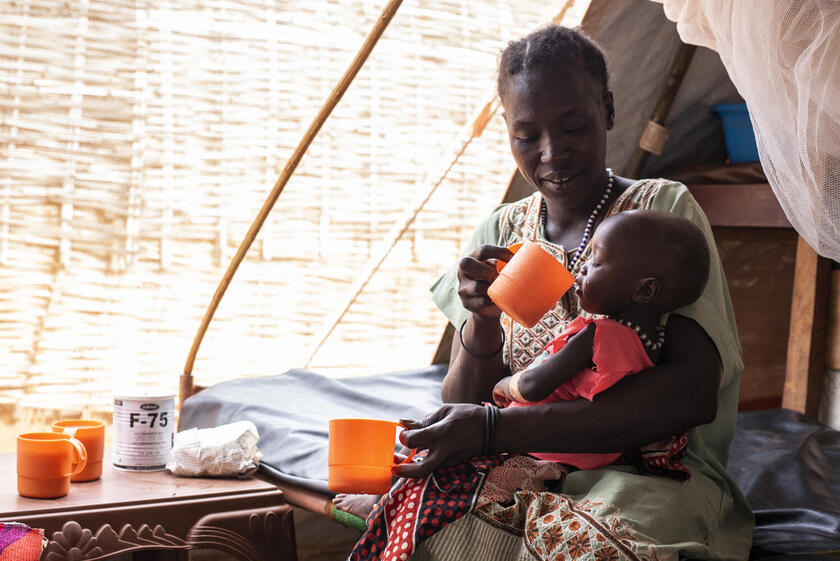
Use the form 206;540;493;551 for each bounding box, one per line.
623;43;696;179
181;0;405;409
782;236;831;418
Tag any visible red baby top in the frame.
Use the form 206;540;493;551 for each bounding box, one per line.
508;316;654;469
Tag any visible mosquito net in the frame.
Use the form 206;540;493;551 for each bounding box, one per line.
654;0;840;261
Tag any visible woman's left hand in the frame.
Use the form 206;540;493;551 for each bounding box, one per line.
393;403;485;478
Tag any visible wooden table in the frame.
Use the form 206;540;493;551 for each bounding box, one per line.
0;452;297;561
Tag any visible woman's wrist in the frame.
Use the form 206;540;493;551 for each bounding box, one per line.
459;314;504;359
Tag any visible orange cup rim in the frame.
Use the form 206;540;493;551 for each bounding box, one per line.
52;420;105;430
328;463;394;469
329;418;400;426
18;432;73;441
330;417;397;422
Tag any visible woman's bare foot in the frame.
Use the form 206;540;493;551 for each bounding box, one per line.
332;493;380;519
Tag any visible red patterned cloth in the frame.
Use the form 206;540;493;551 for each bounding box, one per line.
349;456;503;561
634;431;691;481
0;523;45;561
350;455;574;561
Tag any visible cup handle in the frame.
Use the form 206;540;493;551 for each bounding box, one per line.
68;437;88;477
392;423;417;468
494;242;523;273
392;447;416;467
58;426;79;437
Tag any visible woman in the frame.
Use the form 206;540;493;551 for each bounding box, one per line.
390;25;753;560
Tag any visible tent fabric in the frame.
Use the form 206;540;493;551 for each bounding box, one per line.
652;0;840;261
582;0;740;177
179;367;840;558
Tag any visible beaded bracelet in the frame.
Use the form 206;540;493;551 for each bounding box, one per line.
482;403;499;456
458;318;504;360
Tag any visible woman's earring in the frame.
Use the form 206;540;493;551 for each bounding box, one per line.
604;90;615;129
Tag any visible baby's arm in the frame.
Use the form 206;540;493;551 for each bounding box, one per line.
515;323;596;402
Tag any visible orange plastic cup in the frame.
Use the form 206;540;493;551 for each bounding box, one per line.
487;240;576;328
328;419;416;494
17;432;88;499
52;420;105;482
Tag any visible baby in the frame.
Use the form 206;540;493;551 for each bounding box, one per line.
492;209;711;469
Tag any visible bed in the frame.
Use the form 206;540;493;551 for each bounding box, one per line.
179;365;840;560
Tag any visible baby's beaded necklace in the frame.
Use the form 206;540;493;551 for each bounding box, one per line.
540;168;614;271
610;317;666;351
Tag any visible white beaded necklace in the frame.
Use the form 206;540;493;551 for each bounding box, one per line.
611;317;666;351
540;168;614;271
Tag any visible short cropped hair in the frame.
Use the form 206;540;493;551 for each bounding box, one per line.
497;25;609;99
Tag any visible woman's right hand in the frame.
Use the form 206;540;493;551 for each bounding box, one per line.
457;244;514;318
444;244;513;404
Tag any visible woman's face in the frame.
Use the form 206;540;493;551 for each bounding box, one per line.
501;65;614;212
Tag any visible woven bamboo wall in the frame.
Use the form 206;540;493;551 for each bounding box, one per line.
0;0;586;431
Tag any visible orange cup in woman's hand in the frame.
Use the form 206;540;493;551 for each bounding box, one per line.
17;432;87;498
52;419;105;482
487;240;576;328
487;241;575;327
328;419;416;494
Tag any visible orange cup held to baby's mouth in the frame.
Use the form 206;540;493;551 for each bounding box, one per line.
51;419;105;482
328;419;416;494
487;241;576;328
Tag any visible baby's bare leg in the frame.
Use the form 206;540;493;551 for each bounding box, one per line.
332;493;381;518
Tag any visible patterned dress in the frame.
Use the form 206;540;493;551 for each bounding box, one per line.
427;179;753;561
493;179;661;374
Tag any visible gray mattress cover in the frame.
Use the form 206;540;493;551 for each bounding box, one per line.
178;366;445;493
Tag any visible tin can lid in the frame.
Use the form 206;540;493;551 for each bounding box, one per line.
114;387;176;400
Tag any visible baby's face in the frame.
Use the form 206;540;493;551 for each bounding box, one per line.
574;227;638;316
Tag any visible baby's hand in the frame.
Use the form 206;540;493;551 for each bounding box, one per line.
492;376;514;407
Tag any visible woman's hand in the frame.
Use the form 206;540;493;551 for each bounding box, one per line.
443;244;513;404
392;403;485;479
457;244;514;318
492;376;513;407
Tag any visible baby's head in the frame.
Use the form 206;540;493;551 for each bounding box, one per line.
575;210;710;316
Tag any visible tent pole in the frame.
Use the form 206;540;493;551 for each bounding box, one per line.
623;43;696;179
180;0;405;409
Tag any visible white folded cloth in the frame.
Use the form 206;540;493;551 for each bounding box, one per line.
166;420;262;477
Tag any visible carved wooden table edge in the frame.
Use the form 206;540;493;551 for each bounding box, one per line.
0;450;298;561
32;503;297;561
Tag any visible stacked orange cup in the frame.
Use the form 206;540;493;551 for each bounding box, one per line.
51;420;106;482
328;419;415;494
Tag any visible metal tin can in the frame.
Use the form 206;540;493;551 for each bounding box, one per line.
112;389;175;471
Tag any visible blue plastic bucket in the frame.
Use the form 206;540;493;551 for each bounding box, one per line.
712;103;759;163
